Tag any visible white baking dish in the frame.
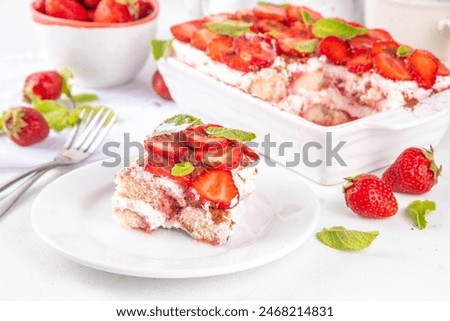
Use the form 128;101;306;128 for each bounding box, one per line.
158;57;450;185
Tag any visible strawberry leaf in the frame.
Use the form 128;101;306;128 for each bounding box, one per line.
171;162;195;177
205;20;252;38
206;127;256;142
407;200;436;230
151;39;173;61
59;68;73;99
312;18;368;40
316;226;379;250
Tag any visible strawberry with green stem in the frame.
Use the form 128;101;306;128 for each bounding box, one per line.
382;146;442;195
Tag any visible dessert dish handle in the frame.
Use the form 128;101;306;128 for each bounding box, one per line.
438;18;450;65
0;170;48;218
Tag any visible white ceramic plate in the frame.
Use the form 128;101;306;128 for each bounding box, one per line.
31;161;320;278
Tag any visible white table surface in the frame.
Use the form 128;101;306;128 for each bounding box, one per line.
1;1;450;301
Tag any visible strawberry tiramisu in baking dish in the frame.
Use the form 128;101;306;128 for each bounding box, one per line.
159;3;450;126
112;114;259;246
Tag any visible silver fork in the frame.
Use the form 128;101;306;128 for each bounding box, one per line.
0;107;117;217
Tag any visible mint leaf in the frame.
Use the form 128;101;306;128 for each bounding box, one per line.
33;99;115;132
33;100;73;132
59;68;73;99
316;226;379;251
397;45;413;58
312;18;368;40
407;200;436;230
257;1;289;8
205;20;252;38
151;39;173;61
164;114;203;126
72;93;99;104
171;162;195;177
293;39;318;53
301;10;313;26
206;127;256;142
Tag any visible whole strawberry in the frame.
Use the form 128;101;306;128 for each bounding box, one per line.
93;0;139;23
152;70;173;101
45;0;89;21
344;174;398;218
382;147;442;195
23;70;63;102
3;107;50;147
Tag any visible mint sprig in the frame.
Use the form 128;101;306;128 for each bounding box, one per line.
407;200;436;230
205;20;252;38
316;226;379;251
151;39;173;61
312;18;368;40
257;1;290;8
32;99;114;132
171;162;195;177
293;39;319;53
165;114;203;127
206;127;256;142
301;10;313;26
397;45;413;58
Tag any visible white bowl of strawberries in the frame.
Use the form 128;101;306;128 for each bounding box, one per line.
31;0;159;88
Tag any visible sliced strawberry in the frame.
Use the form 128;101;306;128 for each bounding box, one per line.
349;35;376;52
184;125;228;149
347;50;373;74
253;5;287;22
207;36;234;62
195;142;242;171
251;19;288;34
286;5;322;24
144;160;192;186
437;61;450;76
205;13;234;23
240;143;260;164
371;41;398;57
373;52;412;81
145;133;189;163
235;9;257;24
191;169;239;210
191;28;220;51
368;29;394;42
170;20;204;43
318;36;350;65
275;29;315;57
406;50;439;89
233;34;276;70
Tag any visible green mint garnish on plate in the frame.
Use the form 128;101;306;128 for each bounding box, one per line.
59;67;73;100
301;10;313;26
316;226;379;251
293;39;319;53
312;18;368;40
171;162;195;177
151;39;173;61
397;45;413;58
164;114;203;127
206;127;256;142
205;20;252;38
407;200;436;230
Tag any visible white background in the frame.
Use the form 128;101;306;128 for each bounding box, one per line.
1;0;450;301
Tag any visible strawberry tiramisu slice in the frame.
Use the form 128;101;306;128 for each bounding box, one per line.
157;3;450;126
112;114;259;246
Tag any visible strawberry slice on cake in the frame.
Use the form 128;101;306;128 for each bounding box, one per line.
112;114;259;246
